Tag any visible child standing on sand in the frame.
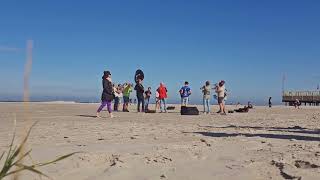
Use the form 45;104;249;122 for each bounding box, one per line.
179;81;192;106
122;83;132;112
144;87;152;111
96;71;114;118
201;81;211;114
134;78;145;112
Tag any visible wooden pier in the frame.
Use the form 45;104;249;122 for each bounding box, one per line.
282;91;320;106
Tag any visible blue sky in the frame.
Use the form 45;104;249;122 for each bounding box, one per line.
1;0;320;104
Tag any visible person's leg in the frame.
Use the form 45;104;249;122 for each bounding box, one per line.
97;101;107;117
145;98;149;110
163;98;167;112
160;99;164;112
221;101;226;114
137;98;141;112
106;100;114;118
186;97;189;106
203;98;206;113
181;97;186;106
207;99;211;113
141;98;145;112
113;98;118;111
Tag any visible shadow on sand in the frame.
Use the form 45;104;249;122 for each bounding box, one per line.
76;115;97;118
184;131;320;142
198;125;320;135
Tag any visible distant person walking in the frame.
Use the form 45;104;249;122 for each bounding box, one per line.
201;81;211;114
144;87;152;111
134;78;145;112
215;80;226;115
96;71;114;118
123;83;133;112
179;81;192;106
157;82;168;113
269;97;272;108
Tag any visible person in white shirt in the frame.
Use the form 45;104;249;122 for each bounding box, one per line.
215;80;226;115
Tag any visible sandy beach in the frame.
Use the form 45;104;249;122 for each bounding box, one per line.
0;102;319;180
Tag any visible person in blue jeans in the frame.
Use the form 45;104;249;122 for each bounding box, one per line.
179;81;192;106
201;81;211;114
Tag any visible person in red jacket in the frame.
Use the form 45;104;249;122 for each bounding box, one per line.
157;82;168;113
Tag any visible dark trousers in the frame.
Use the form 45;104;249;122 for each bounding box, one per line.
145;97;150;110
137;97;145;112
114;97;119;111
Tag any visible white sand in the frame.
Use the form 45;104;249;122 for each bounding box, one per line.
0;103;319;180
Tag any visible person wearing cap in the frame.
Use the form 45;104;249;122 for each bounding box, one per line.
96;71;114;118
215;80;226;115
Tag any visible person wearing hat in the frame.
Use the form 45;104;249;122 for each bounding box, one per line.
215;80;226;115
96;71;114;118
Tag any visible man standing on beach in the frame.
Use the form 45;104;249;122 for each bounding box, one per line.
201;81;211;114
179;81;192;106
123;83;132;112
157;82;168;113
215;80;226;115
134;79;145;112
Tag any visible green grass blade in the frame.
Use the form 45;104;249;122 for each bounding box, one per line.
35;152;79;167
4;129;16;163
0;152;4;161
4;164;51;180
12;149;32;166
16;164;50;179
10;121;38;161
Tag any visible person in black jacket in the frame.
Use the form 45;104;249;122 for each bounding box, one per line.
96;71;114;118
134;78;145;112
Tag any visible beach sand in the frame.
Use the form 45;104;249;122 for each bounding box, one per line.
0;103;319;180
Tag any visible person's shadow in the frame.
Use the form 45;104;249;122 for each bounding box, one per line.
185;125;320;142
184;131;320;142
76;115;97;118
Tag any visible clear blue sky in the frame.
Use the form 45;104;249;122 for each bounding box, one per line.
1;0;320;104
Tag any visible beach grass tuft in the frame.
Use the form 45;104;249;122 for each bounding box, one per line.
0;121;78;180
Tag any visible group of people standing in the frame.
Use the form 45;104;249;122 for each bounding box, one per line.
96;70;227;118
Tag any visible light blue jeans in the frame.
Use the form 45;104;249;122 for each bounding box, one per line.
181;97;189;106
203;98;210;113
160;98;167;112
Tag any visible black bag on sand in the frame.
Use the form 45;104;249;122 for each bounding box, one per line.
145;110;156;113
167;106;175;110
181;106;199;115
